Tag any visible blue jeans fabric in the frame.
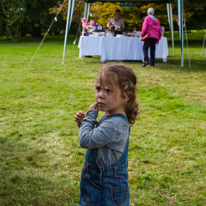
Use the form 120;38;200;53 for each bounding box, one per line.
79;114;130;206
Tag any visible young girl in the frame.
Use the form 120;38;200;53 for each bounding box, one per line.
74;63;139;206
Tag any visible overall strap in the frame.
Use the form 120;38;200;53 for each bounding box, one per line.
110;113;130;135
98;113;130;141
104;113;130;135
101;113;130;171
85;113;130;170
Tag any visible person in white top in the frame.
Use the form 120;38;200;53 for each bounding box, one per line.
107;9;125;31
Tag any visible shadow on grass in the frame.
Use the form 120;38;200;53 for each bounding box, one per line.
0;136;79;205
0;127;80;205
83;56;206;72
157;58;206;72
0;173;78;205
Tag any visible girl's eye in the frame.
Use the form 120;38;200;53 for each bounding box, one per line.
96;86;101;91
106;89;111;93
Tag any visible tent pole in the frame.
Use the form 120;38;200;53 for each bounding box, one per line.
167;3;175;56
177;0;184;67
82;3;91;32
84;3;91;21
62;0;75;64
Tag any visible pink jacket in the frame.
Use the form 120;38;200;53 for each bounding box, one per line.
141;15;162;40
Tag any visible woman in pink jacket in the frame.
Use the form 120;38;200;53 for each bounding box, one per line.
141;8;162;67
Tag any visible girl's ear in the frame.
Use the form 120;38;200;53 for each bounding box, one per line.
122;93;130;103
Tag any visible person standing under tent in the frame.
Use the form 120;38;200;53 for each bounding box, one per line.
140;8;162;67
107;9;125;31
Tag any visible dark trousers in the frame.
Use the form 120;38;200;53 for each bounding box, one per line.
143;38;158;66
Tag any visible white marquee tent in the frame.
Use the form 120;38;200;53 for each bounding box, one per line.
62;0;185;66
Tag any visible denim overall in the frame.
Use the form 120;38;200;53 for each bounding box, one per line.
79;114;130;206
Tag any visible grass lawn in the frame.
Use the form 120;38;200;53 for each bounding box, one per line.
0;30;206;205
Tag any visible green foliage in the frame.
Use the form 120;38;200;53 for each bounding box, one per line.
49;0;84;23
183;0;206;30
0;3;6;36
0;32;206;205
90;3;169;31
90;1;205;31
1;0;26;41
0;0;60;38
1;0;205;39
49;0;85;35
24;0;57;22
24;0;59;36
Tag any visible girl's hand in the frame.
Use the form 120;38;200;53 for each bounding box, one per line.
88;102;99;113
74;110;86;125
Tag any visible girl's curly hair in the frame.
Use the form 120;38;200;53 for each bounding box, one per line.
97;63;139;125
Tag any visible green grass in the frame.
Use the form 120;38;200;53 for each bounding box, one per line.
0;30;206;205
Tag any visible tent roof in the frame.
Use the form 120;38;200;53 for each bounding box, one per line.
85;0;171;3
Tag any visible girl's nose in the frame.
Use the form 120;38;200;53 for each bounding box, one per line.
98;90;105;98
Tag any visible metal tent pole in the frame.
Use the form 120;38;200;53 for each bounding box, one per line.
167;3;175;56
62;0;75;64
177;0;184;67
84;3;91;21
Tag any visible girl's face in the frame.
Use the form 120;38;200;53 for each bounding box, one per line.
95;74;126;115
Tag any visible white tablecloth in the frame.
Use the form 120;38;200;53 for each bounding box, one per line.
100;37;143;62
78;36;168;62
78;36;103;58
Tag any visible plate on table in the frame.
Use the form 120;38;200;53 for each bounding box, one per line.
106;33;113;37
116;34;125;38
93;32;105;37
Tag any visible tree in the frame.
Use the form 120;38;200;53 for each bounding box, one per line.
0;0;59;38
90;3;170;31
183;0;206;30
49;0;84;22
90;2;198;32
1;0;25;41
49;0;84;35
47;0;206;35
0;3;6;36
24;0;58;37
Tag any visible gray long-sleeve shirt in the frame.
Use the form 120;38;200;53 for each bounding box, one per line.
78;110;130;166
